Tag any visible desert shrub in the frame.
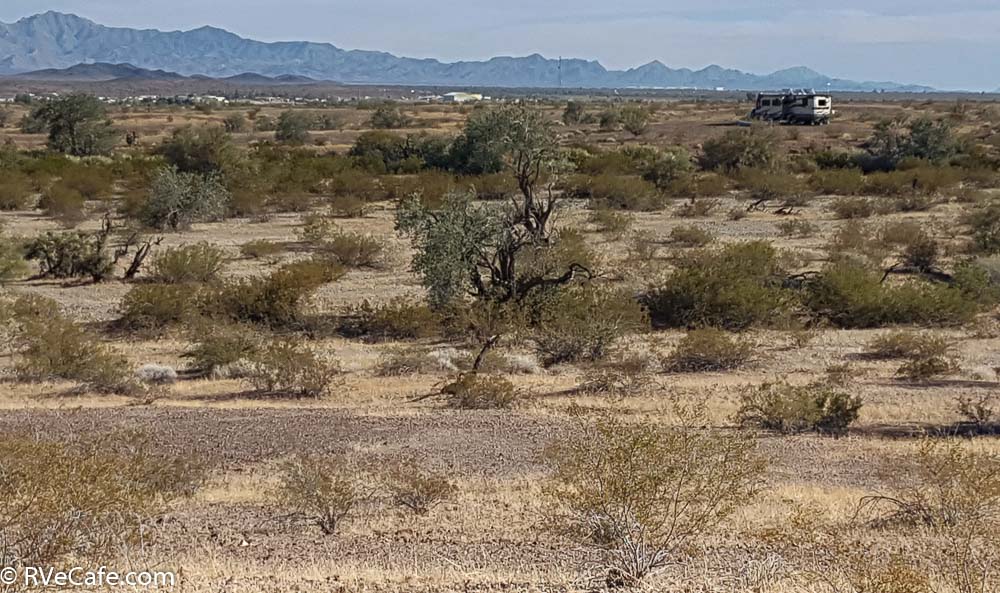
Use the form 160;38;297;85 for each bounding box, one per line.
896;355;958;382
467;172;518;201
587;207;633;239
0;433;205;574
957;393;998;430
223;113;246;133
966;200;1000;254
699;126;777;172
156;125;238;175
376;346;461;376
641;146;693;190
183;321;261;374
58;165;114;200
274;455;362;535
368;105;411;129
532;285;648;366
857;439;1000;528
673;198;719;218
810;169;865;195
0;233;27;283
318;231;384;268
812;149;863;170
579;353;653;396
545;413;765;585
385;464;457;515
240;239;285;260
135;363;178;385
668;224;714;247
275;110;312;145
865;331;953;361
573;174;665;212
119;284;196;330
737;168;806;205
662;328;753;373
9;296;135;393
246;340;340;398
441;373;518;409
204;258;344;328
0;172;34;210
327;195;368;218
830;197;875;220
340;297;440;341
736;381;863;436
776;219;818;238
150;242;227;283
867;117;959;168
140;167;230;231
805;260;979;328
642;241;792;330
665;173;729;200
38;183;86;227
23;230;113;281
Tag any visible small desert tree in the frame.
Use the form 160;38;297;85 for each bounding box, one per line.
620;104;651;136
31;94;119;156
275;110;312;145
546;413;765;586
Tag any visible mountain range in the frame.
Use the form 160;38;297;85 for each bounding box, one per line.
0;11;934;92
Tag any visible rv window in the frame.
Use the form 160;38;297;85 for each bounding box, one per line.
800;99;808;107
818;99;828;107
761;100;770;106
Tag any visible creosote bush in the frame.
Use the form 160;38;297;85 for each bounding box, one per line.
579;353;653;397
668;224;714;247
385;464;457;516
9;295;136;394
119;284;196;330
642;241;791;330
0;432;205;574
441;373;518;409
150;242;227;283
245;340;340;398
340;297;441;341
662;328;753;373
274;455;363;535
183;321;261;374
545;412;765;586
736;381;863;436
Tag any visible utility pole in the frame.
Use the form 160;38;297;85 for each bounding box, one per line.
558;56;562;89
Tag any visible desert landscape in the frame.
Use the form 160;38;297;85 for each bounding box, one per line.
1;89;999;593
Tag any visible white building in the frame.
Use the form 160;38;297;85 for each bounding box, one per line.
441;92;484;103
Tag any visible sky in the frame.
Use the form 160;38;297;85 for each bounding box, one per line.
1;1;998;91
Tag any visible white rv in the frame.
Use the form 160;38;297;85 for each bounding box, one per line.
750;90;833;125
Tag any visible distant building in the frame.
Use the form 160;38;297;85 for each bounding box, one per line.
441;92;484;103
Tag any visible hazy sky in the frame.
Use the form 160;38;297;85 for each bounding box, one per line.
2;1;998;90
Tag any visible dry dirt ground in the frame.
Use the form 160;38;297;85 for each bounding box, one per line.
1;99;1000;592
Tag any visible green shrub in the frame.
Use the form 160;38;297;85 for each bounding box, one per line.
150;242;227;283
669;225;715;247
0;172;34;210
183;322;261;373
204;258;344;327
865;331;953;360
119;284;196;330
665;174;729;199
340;297;441;341
830;197;875;220
587;207;633;239
737;169;806;205
570;174;665;211
246;340;340;397
58;165;114;200
805;260;979;328
641;146;694;190
327;195;368;218
10;296;135;393
38;183;86;227
368;105;411;129
441;373;518;409
319;231;384;268
642;242;792;330
810;169;865;195
699;127;777;172
0;233;27;283
240;239;285;260
736;381;863;436
966;201;1000;254
662;328;753;372
532;285;648;366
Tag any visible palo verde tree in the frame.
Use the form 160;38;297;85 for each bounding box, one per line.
397;105;594;367
31;94;119;156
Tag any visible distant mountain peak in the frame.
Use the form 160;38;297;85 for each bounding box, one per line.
0;11;934;92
